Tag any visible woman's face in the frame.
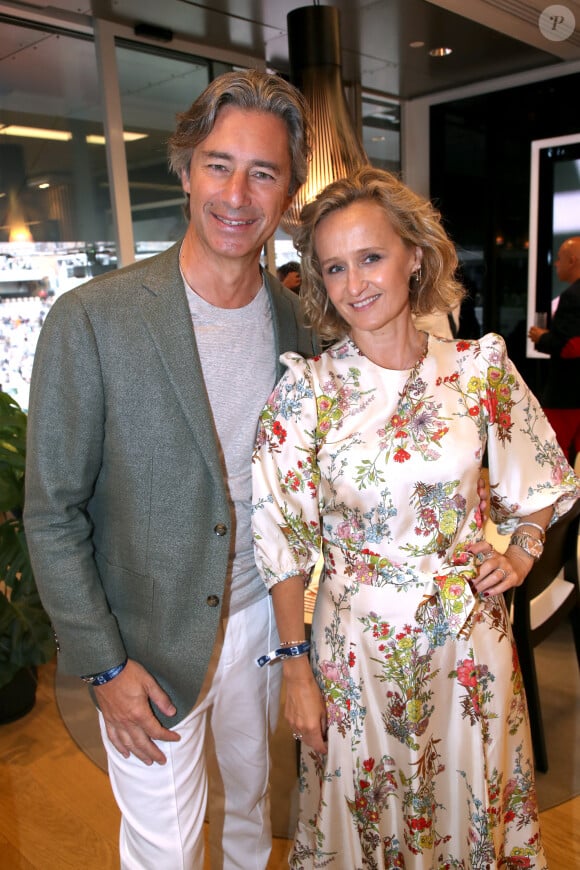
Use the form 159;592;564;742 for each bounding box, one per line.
314;199;421;343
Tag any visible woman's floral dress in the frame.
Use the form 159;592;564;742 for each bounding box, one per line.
252;332;579;870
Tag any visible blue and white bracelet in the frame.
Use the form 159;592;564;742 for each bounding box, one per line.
256;641;311;668
81;659;127;685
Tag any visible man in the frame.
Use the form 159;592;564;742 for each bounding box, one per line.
23;70;317;869
529;235;580;464
276;260;301;292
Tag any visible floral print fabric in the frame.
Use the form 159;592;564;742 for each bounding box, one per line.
252;333;579;869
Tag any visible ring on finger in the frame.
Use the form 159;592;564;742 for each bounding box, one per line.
292;732;302;740
496;567;507;581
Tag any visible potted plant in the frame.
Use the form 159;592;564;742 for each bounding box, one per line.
0;389;55;722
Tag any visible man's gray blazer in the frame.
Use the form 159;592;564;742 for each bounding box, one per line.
23;242;318;726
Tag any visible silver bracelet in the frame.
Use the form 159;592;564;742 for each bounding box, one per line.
515;520;546;542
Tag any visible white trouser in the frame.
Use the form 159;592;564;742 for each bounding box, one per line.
98;595;281;869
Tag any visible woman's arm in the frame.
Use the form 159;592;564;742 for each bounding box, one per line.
270;576;328;754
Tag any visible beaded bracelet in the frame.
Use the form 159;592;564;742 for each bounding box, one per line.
279;639;307;646
80;660;127;686
256;641;311;668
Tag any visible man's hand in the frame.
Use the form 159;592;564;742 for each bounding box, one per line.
94;659;180;765
528;325;548;344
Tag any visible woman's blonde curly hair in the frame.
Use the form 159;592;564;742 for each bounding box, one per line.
293;166;465;342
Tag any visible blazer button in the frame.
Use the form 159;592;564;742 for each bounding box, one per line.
214;523;227;536
206;595;220;607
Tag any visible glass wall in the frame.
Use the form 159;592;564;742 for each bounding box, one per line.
361;90;401;172
115;41;221;256
0;23;111;250
0;18;234;407
0;20;115;407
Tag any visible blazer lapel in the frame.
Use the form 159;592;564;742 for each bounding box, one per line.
137;244;224;483
265;272;319;377
264;272;299;381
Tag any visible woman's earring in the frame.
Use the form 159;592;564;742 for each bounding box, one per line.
413;266;422;285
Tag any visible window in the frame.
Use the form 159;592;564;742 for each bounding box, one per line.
115;41;218;256
0;20;113;407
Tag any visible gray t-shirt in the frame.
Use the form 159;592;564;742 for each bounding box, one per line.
184;279;276;614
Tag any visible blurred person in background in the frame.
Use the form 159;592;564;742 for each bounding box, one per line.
277;260;302;293
529;235;580;464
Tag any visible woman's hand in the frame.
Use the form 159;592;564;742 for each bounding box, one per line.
467;539;533;597
269;574;327;751
468;507;552;596
282;656;328;754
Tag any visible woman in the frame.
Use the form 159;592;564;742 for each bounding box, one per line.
252;167;579;869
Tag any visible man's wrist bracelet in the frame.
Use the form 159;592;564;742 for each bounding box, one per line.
80;660;127;685
256;641;311;668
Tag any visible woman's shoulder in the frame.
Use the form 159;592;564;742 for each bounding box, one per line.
476;331;507;352
278;337;362;396
425;332;513;382
281;335;355;368
428;331;507;357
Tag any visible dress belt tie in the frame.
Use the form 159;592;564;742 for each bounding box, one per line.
424;568;478;637
328;543;479;638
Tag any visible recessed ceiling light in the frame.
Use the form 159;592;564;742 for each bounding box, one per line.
429;47;452;57
0;125;148;144
86;132;148;145
0;125;72;141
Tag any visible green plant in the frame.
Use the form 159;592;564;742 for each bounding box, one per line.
0;390;55;689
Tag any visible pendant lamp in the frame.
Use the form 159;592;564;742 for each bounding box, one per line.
282;3;369;232
7;190;33;243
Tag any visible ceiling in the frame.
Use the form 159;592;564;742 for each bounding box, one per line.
101;0;580;98
2;0;580;101
0;0;579;242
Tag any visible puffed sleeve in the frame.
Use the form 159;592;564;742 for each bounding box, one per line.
252;352;322;589
478;333;580;529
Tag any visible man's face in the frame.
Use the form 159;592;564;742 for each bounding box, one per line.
283;270;301;291
181;106;293;264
